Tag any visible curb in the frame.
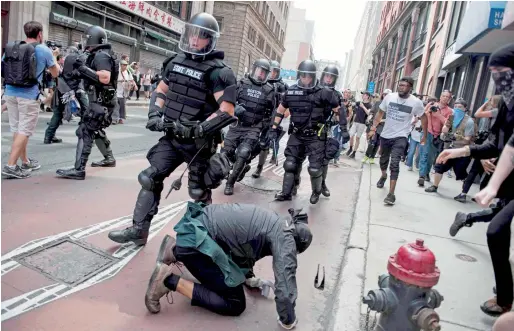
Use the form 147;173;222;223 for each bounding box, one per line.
329;165;371;331
126;102;149;107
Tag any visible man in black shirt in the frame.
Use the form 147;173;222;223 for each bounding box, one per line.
347;91;372;158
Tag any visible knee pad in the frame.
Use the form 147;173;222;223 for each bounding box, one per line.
236;145;252;161
188;187;206;200
308;166;322;178
283;158;297;173
138;166;159;191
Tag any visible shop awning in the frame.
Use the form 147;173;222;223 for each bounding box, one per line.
455;1;514;54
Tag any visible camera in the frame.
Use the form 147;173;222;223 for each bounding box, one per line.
430;104;440;112
342;98;347;103
356;101;361;107
46;40;62;50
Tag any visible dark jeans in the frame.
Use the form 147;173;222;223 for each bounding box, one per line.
129;84;140;99
486;200;514;307
379;136;408;180
462;159;485;194
434;155;471;181
45;104;64;140
172;245;246;316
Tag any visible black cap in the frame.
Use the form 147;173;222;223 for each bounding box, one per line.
399;76;415;87
489;43;514;69
361;91;371;96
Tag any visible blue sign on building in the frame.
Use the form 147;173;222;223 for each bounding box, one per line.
367;81;375;93
280;69;297;80
489;7;505;28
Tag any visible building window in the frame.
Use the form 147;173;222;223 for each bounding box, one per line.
52;1;73;16
388;36;397;65
244;54;251;75
170;1;181;15
261;2;266;16
398;22;411;60
265;43;271;57
257;35;264;50
412;4;430;50
214;16;224;33
275;22;280;37
284;4;289;19
280;30;284;44
271;50;276;61
248;26;256;43
75;7;102;26
447;1;467;47
106;17;129;36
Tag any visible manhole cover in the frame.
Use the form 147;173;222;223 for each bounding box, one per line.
455;253;477;262
240;176;282;191
14;237;119;286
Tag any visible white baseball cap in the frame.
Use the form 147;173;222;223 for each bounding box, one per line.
383;89;392;94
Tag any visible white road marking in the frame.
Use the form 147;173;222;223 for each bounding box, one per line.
1;201;188;321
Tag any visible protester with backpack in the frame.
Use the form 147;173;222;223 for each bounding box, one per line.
1;21;61;179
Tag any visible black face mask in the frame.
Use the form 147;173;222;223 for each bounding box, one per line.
492;69;514;110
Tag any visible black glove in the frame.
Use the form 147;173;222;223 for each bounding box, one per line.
340;126;350;145
267;128;278;142
235;104;246;118
172;122;202;139
146;117;164;132
73;56;86;69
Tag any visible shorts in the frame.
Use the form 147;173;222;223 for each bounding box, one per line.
5;96;40;136
349;122;366;137
434;155;471;181
143;85;151;92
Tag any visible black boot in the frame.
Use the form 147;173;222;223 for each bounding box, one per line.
225;158;245;196
56;138;87;180
292;163;303;196
92;136;116;167
275;171;295;201
237;164;251;182
309;174;323;205
108;225;148;246
321;165;330;197
252;165;263;178
44;137;63;144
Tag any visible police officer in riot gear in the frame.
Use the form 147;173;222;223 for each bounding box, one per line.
269;60;340;204
318;65;349;196
222;58;275;195
108;13;237;246
252;60;288;178
56;25;118;180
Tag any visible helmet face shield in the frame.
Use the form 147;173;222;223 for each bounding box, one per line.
297;71;316;89
179;23;219;56
320;72;338;88
269;67;281;81
250;65;270;84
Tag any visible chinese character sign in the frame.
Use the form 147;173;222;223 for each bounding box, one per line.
109;1;185;34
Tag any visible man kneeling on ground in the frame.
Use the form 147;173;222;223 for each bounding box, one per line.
145;202;313;329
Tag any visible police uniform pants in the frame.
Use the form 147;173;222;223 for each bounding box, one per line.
133;136;215;230
221;125;260;184
282;133;326;194
168;245;246;317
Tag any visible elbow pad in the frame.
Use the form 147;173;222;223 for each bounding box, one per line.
217;84;237;106
149;91;166;119
77;65;100;83
199;110;237;136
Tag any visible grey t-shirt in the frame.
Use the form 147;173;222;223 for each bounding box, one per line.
460;117;475;138
379;92;425;139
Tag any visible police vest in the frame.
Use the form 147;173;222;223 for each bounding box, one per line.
163;53;225;122
286;85;326;129
62;53;82;90
237;78;273;126
84;49;118;89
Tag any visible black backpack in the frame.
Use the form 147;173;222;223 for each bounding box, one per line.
1;41;39;87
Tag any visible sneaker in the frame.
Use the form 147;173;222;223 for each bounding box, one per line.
384;193;396;205
408;166;413;171
349;151;356;159
480;297;512;317
376;176;387;188
449;212;471;237
425;185;438;193
454;193;467;203
361;156;369;164
368;158;375;164
447;170;453;178
346;148;353;156
2;165;31;179
424;174;431;182
20;158;41;171
417;177;425;187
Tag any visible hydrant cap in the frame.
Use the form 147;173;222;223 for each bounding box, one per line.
387;238;440;287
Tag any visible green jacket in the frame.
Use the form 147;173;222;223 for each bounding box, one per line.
173;202;248;287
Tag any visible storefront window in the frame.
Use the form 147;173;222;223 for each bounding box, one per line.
52;2;73;16
75;8;102;26
105;17;128;36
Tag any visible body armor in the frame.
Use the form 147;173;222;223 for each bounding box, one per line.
62;53;83;90
163;53;225;123
237;78;273;126
287;85;325;130
85;49;118;108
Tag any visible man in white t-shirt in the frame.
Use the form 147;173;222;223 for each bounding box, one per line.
113;60;136;124
368;77;427;205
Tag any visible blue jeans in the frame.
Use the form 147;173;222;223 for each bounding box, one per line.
406;137;420;168
332;125;343;160
418;132;439;177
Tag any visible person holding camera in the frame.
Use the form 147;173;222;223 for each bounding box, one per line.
424;99;474;193
417;90;453;186
346;91;372;158
363;89;392;164
1;21;61;179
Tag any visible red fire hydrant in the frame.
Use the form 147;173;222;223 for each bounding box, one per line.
362;239;444;331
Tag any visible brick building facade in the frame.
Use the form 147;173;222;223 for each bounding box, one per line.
213;1;290;79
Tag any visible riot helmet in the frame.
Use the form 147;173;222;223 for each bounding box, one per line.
296;60;317;89
320;65;339;89
249;58;271;84
66;46;79;55
269;60;281;82
288;208;313;253
179;13;220;56
82;26;108;50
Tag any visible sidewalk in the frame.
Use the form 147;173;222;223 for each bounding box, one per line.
331;151;513;331
125;98;149;107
